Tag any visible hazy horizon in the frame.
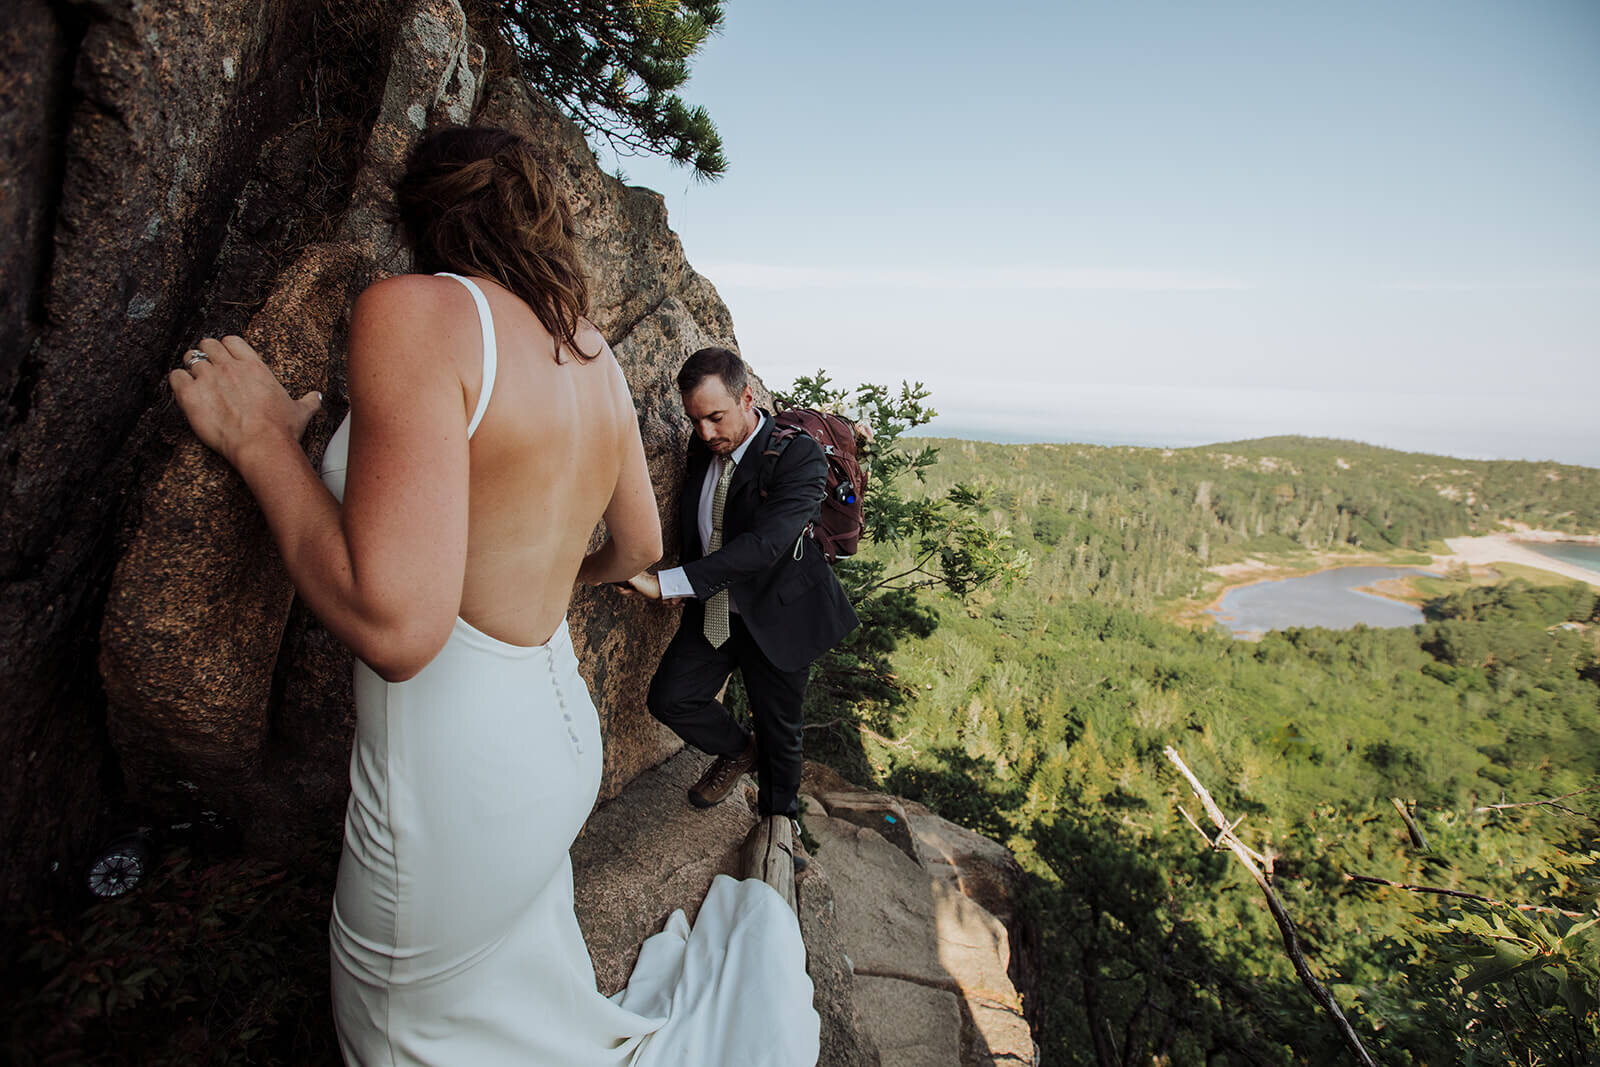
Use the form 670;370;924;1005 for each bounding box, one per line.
605;1;1600;476
897;379;1600;468
906;421;1600;469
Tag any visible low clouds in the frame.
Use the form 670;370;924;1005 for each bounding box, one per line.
700;262;1253;292
1384;278;1600;292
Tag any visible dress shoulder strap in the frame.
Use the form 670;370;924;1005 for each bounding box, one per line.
435;272;498;439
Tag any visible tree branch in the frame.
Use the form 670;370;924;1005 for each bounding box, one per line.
1470;786;1600;824
1341;873;1591;920
1389;797;1430;851
802;717;920;752
863;549;942;594
1163;746;1377;1067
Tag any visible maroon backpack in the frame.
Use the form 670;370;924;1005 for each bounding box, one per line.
757;409;867;562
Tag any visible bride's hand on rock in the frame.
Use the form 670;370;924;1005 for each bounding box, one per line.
169;336;322;466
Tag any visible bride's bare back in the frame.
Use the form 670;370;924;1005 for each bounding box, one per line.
451;276;658;645
294;270;661;679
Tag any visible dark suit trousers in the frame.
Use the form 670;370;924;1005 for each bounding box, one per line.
647;613;808;818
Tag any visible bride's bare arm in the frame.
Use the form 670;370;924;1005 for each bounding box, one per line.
172;276;471;682
577;344;663;585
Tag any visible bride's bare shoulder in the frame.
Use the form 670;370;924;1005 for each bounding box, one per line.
571;316;613;364
360;271;467;300
348;274;478;370
351;274;475;333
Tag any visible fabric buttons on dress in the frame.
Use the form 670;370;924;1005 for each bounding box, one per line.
548;650;583;755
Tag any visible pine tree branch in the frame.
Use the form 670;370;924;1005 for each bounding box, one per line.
1163;746;1377;1067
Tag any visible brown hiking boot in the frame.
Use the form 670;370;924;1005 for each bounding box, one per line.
688;736;757;809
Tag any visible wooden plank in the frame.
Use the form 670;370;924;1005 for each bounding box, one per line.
740;815;798;913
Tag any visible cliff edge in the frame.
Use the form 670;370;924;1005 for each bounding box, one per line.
571;755;1041;1067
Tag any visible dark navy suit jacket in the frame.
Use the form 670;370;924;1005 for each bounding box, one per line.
677;414;859;672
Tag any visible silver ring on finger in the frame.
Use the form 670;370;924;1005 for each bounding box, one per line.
184;350;209;369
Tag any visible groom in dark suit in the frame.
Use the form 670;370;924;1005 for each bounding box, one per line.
626;347;858;821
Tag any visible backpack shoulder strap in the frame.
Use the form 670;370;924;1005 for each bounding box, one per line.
757;423;804;497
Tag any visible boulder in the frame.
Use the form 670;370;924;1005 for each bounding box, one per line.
802;786;1038;1067
909;811;1028;928
97;0;484;835
570;749;756;994
816;789;921;867
852;975;964;1067
0;0;327;914
797;862;883;1067
910;812;1043;1046
100;242;369;788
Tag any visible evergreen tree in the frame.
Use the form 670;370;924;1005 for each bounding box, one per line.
769;373;1030;761
495;0;728;178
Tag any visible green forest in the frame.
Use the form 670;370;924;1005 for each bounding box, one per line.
809;429;1600;1064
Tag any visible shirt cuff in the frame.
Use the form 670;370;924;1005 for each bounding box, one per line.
657;566;695;600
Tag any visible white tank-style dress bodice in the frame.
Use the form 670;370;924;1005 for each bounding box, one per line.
319;272;819;1066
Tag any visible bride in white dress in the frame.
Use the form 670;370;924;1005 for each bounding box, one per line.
169;126;819;1066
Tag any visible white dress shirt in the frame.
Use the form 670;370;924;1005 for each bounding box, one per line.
658;413;766;602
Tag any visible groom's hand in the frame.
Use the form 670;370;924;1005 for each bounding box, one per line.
621;572;662;600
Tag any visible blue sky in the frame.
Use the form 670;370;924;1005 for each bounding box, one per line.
601;1;1600;466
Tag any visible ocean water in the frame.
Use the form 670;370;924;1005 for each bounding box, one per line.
1525;541;1600;576
1208;566;1437;639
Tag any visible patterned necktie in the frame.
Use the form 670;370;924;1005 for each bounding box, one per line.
703;456;736;648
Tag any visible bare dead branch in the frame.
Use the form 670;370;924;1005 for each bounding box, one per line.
1163;746;1377;1067
1389;797;1430;851
1177;804;1214;847
1238;836;1275;875
858;724;918;751
802;718;920;753
1470;786;1600;824
1342;873;1591;920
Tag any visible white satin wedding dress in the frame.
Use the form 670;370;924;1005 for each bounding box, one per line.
319;272;819;1066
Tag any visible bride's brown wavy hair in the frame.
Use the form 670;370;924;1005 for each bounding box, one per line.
395;126;596;362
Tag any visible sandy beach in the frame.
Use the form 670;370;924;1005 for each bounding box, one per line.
1432;530;1600;589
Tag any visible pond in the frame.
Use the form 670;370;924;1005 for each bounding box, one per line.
1208;566;1438;640
1525;540;1600;576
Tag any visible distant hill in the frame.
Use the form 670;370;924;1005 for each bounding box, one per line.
913;434;1600;552
860;434;1600;615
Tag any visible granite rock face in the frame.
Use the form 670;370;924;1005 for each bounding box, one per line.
1;0;328;915
797;861;884;1067
3;8;1034;1067
801;772;1040;1067
2;0;737;905
570;750;756;995
97;0;488;848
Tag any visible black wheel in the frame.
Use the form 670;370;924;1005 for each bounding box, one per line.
86;834;154;899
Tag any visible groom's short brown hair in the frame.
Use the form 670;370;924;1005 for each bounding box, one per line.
677;347;748;397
